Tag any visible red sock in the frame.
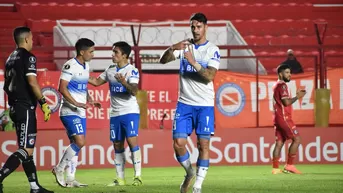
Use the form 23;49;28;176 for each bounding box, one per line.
287;154;296;165
272;157;279;169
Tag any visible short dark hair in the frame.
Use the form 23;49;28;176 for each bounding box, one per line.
75;38;95;56
113;41;131;59
277;63;291;74
13;26;31;45
190;13;207;24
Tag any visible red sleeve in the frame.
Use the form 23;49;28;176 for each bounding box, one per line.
278;83;289;99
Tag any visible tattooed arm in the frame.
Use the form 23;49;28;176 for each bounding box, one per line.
114;73;138;96
121;81;139;96
191;63;217;83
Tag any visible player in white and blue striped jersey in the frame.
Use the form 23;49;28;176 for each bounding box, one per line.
52;38;101;188
88;41;142;186
159;13;220;193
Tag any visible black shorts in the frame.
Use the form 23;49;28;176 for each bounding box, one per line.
9;104;37;149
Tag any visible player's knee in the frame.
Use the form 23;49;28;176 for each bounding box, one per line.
14;148;30;162
113;141;124;151
197;140;209;153
275;141;284;149
23;148;34;156
74;140;86;148
127;137;138;149
173;138;187;150
293;136;301;144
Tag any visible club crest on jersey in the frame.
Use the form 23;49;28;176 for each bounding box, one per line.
29;56;36;63
29;138;35;145
282;85;287;90
41;87;62;113
216;83;246;117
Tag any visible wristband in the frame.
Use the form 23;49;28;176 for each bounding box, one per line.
38;97;47;106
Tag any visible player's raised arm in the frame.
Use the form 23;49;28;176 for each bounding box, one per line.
115;73;139;96
159;39;190;64
185;45;220;83
281;89;306;106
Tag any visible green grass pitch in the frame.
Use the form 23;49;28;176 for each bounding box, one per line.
1;165;343;193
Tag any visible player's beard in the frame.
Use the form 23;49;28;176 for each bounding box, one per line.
283;76;291;82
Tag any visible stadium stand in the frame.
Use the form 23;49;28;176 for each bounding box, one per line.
0;0;342;72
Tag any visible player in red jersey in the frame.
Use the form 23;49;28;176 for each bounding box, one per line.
271;64;306;174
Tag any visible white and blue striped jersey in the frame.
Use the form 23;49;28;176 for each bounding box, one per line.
99;63;140;117
59;58;90;118
173;41;220;106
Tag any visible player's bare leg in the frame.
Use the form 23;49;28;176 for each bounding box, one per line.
284;136;302;174
192;136;210;193
53;135;85;187
0;147;54;193
127;136;142;186
107;141;126;186
174;137;195;193
272;140;284;174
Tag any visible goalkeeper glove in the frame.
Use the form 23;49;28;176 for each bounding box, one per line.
38;97;51;122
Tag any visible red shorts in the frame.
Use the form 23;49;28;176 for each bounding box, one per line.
274;119;299;142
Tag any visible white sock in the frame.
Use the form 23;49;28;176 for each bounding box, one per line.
131;146;142;177
114;151;125;179
57;143;80;172
181;159;193;176
66;156;78;182
193;166;208;189
29;182;39;190
177;152;193;176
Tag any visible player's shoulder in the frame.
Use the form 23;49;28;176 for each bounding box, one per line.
275;81;288;90
62;58;78;69
205;41;219;50
108;64;116;70
127;64;139;76
19;48;36;62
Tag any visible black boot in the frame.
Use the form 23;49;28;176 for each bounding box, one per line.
30;186;54;193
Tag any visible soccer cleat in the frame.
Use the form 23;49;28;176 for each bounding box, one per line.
30;186;54;193
272;168;283;174
51;167;66;187
107;178;126;186
192;187;201;193
66;180;88;188
180;172;195;193
283;164;302;174
132;176;143;186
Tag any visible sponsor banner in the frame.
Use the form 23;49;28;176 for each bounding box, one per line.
34;72;179;130
214;68;343;129
1;127;342;170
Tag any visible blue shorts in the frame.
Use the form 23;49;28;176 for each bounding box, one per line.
60;115;86;138
110;113;139;142
172;102;214;140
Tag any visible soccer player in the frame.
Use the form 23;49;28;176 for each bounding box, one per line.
159;13;220;193
88;41;142;186
52;38;101;187
0;26;53;193
271;64;306;174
